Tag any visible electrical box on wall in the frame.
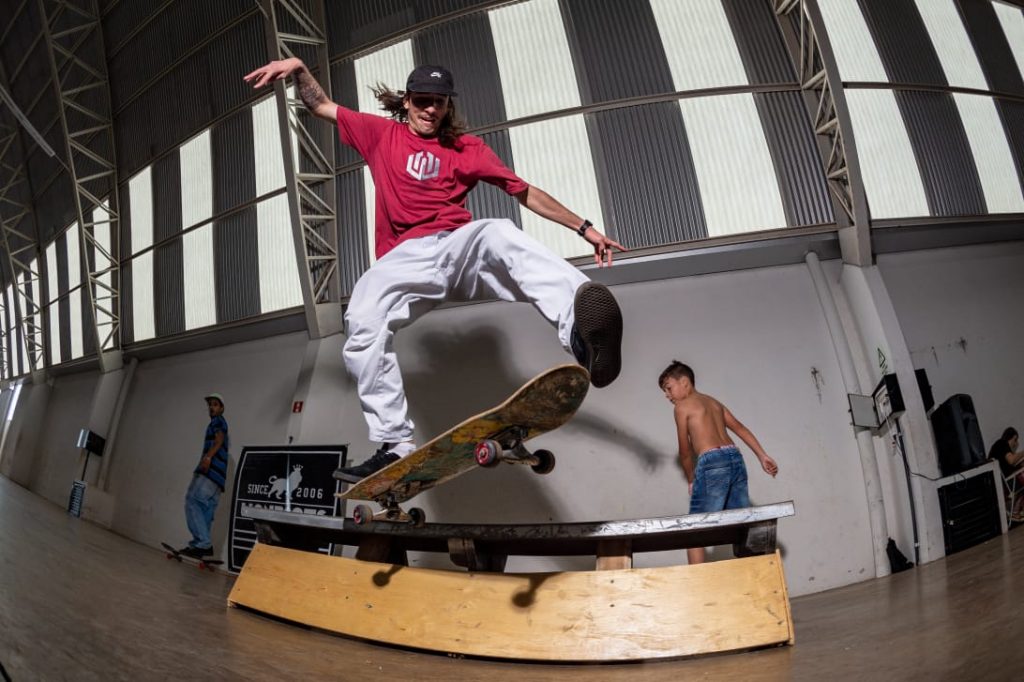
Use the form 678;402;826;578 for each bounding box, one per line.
76;429;106;456
873;373;905;425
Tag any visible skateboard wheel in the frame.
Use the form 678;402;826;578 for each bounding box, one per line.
409;507;427;527
475;440;501;467
352;504;373;525
531;449;556;475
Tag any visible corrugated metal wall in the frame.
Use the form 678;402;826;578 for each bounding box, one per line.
857;0;947;86
562;0;675;103
996;99;1024;191
723;0;795;85
894;90;986;217
152;152;185;336
111;7;264;179
53;235;71;361
755;92;834;227
212;109;259;324
959;0;1024;95
412;12;507;129
590;102;707;247
325;0;492;58
465;131;522;229
118;183;134;345
214;208;260;324
336;170;370;298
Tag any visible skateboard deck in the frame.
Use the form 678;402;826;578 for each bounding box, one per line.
162;542;224;572
341;364;590;524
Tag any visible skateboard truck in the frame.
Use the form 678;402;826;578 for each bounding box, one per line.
473;425;556;474
352;492;427;528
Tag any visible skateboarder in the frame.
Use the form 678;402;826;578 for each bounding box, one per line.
658;361;778;565
244;59;626;483
176;393;230;559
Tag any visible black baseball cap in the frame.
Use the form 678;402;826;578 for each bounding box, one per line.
405;65;457;96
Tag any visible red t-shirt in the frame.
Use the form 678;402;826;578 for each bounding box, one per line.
336;106;530;258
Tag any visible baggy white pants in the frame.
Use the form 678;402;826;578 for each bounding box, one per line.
343;219;590;443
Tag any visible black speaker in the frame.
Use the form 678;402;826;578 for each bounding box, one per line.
937;470;1001;555
915;368;934;413
931;394;986;477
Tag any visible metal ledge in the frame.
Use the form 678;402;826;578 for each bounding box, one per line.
577;230;841;288
246;501;795;558
872;219;1024;255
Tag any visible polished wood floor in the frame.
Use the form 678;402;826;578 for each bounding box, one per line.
1;474;1020;681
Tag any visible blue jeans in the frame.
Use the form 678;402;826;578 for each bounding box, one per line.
689;446;750;514
185;474;221;550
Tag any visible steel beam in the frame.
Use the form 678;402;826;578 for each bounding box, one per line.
0;76;46;377
775;0;873;266
259;0;341;339
38;0;122;371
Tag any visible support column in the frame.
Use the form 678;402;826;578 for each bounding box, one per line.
838;264;945;565
75;361;134;527
806;253;890;577
259;0;342;339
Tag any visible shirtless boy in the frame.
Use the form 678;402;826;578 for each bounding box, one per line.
658;361;778;564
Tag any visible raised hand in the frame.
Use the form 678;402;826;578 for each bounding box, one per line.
243;57;303;89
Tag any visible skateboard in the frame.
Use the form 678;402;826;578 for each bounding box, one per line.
340;364;590;527
161;542;224;572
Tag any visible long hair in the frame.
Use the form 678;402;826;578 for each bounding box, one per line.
372;84;468;148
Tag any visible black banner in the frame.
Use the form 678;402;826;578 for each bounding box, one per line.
227;444;347;573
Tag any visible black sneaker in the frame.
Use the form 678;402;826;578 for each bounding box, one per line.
333;444;401;483
571;282;623;388
182;546;211;559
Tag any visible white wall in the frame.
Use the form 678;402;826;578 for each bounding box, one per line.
30;372;97;506
387;262;876;594
0;381;50;487
879;242;1024;447
103;332;307;548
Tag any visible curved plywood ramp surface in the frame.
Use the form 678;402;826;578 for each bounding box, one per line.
229;544;793;662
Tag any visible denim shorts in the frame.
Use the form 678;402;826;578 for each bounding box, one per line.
689;445;750;514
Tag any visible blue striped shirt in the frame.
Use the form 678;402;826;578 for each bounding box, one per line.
195;415;229;490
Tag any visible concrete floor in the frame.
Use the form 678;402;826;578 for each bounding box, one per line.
1;474;1020;681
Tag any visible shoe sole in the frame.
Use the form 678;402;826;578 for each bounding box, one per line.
333;469;365;484
573;282;623;388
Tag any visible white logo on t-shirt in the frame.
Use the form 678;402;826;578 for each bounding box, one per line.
406;151;440;181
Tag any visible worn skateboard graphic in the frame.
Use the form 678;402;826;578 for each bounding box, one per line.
340;364;590;526
161;542;224;572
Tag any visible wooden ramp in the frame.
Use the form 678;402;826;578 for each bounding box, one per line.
228;544;793;662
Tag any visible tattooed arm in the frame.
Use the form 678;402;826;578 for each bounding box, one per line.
244;57;338;122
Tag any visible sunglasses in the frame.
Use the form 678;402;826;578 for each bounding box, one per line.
409;94;449;110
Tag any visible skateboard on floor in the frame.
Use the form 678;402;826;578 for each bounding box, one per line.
340;364;590;527
161;542;224;572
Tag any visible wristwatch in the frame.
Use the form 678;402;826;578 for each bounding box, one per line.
576;219;593;237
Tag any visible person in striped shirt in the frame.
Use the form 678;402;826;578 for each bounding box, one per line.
179;393;230;559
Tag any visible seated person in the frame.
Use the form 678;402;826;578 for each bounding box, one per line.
989;427;1024;520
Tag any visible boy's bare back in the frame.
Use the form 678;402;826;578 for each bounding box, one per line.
659;362;778;481
676;392;734;456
